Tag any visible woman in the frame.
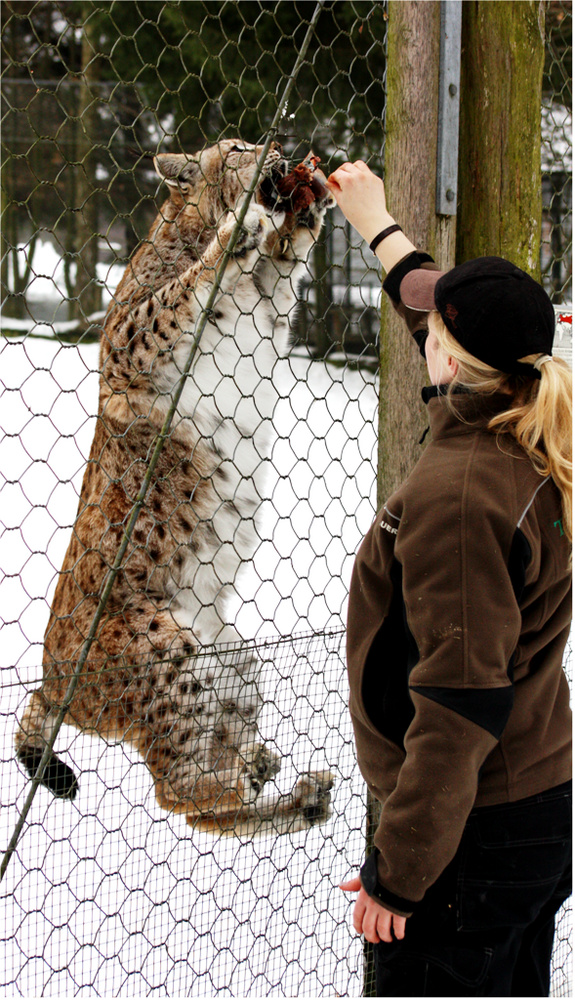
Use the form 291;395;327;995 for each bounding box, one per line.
326;161;572;997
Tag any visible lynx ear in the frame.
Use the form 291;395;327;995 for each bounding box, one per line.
154;154;200;190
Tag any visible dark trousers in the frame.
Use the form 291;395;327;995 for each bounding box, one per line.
373;781;572;997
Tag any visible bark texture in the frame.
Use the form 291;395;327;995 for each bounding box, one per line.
71;3;102;321
367;4;454;995
457;0;546;275
377;0;455;508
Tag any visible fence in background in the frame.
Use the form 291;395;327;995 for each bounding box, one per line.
542;0;572;304
0;1;572;996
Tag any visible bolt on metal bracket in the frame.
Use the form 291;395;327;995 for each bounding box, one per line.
436;0;462;216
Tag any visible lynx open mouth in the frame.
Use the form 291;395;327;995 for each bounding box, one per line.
258;153;333;218
258;159;289;210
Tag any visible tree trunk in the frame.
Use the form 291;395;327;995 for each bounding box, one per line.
1;12;24;319
1;157;16;317
71;4;102;321
377;0;455;510
457;0;546;275
366;4;456;995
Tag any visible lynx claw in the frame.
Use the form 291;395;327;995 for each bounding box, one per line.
230;205;268;257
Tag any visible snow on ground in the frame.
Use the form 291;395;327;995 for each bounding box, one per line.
0;320;572;997
5;239;125;323
0;336;377;997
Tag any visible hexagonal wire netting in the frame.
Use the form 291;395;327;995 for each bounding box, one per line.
0;1;572;997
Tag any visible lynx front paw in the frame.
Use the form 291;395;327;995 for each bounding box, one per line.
242;743;281;797
292;770;334;826
227;205;268;258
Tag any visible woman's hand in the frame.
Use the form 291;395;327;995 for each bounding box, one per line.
326;161;416;273
339;876;407;944
326;161;393;244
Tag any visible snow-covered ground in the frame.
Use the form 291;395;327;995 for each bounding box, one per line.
0;336;377;997
0;311;572;997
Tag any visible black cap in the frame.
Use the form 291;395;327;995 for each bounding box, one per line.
399;257;555;377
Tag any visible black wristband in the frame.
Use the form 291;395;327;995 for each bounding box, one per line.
369;224;403;254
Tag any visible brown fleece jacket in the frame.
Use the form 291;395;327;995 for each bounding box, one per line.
347;255;572;918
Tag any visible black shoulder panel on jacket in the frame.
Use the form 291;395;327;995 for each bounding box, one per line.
410;685;514;740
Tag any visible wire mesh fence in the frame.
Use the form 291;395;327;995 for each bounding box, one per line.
0;0;572;996
3;629;368;996
542;0;572;304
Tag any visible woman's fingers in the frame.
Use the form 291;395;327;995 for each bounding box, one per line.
352;894;367;935
392;914;407;941
363;904;396;944
325;163;389;242
339;875;409;944
326;161;362;188
378;911;395;943
339;877;362;892
361;905;382;943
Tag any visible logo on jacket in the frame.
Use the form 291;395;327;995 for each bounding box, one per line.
380;520;398;536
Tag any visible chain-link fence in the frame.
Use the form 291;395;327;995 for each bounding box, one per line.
542;0;572;305
0;1;572;996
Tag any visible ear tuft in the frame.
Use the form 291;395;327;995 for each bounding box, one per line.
154;153;200;189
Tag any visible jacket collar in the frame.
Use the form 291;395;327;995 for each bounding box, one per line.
425;390;513;440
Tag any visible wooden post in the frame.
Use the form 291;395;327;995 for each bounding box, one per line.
72;2;102;321
366;4;456;994
457;0;546;275
376;0;456;511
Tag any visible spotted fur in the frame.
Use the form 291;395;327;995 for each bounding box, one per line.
16;140;335;833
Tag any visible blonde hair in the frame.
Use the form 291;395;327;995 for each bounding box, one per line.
428;311;572;541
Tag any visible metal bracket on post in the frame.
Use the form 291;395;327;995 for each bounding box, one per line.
436;0;462;215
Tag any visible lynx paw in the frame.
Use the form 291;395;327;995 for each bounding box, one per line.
242;743;281;797
229;205;268;257
293;770;334;826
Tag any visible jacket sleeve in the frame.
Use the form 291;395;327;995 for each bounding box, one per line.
382;251;440;356
360;446;522;916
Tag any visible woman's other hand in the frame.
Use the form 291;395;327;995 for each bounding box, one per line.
339;876;408;944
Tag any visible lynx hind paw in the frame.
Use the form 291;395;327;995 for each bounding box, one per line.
242;743;281;796
293;770;334;826
229;205;268;257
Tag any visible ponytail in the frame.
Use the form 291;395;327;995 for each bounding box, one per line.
428;311;572;541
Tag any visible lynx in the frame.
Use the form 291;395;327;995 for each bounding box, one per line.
16;139;335;834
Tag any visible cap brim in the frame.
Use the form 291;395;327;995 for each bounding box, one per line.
399;268;446;312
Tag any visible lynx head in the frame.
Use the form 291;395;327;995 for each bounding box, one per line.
154;140;287;229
